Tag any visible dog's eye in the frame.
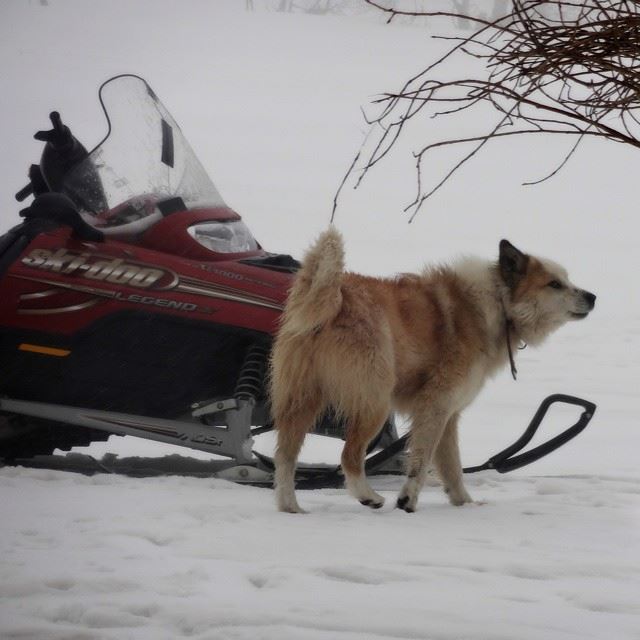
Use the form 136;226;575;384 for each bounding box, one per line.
547;280;563;290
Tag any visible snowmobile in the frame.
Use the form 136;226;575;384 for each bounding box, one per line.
0;74;596;485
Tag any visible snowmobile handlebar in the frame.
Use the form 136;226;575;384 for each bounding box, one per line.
16;111;70;202
16;111;89;202
463;394;596;474
19;193;104;242
15;182;34;203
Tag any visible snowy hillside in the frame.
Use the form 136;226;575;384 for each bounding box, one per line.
1;1;639;639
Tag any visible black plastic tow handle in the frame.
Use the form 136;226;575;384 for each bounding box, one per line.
464;394;596;474
263;394;597;484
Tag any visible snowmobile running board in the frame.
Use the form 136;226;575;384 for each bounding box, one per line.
0;394;595;487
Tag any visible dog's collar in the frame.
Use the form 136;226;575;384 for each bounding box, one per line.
502;309;526;381
505;317;518;380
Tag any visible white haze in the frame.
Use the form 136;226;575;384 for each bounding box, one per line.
0;2;638;639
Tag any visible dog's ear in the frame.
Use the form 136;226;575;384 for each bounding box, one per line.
499;239;529;288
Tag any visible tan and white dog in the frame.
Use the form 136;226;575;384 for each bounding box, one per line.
270;229;595;513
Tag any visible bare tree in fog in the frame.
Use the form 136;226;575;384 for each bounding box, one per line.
333;0;640;221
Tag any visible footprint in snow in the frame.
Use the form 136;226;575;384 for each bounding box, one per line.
318;566;412;585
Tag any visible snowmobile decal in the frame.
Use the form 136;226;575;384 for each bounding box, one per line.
12;274;209;315
12;272;282;315
112;292;199;311
17;247;284;313
78;414;224;448
21;249;283;305
22;249;282;311
19;288;59;299
21;248;178;290
17;299;102;315
175;276;283;311
198;264;281;290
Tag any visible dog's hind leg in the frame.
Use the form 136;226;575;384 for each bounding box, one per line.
396;406;449;513
341;408;389;510
274;395;324;514
433;413;473;506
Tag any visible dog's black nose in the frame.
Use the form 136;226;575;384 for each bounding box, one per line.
583;291;596;309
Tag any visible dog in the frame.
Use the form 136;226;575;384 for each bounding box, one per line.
270;229;595;513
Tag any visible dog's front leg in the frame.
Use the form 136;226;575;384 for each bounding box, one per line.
433;413;473;506
396;407;449;513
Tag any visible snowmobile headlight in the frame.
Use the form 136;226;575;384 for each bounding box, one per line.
188;220;258;253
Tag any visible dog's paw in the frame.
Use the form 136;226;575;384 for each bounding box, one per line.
278;504;308;514
347;482;385;510
449;497;472;507
444;485;474;507
276;493;308;514
396;494;416;513
360;497;385;510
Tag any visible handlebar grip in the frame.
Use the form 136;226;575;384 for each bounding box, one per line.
50;111;64;133
15;183;34;202
15;164;49;202
34;111;73;150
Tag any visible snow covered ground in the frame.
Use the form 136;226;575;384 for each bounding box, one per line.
1;467;639;640
1;1;639;639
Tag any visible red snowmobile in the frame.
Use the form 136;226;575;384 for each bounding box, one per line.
0;75;595;484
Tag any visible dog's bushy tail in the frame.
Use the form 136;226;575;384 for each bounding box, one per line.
280;226;344;336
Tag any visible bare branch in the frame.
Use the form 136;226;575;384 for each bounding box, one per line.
333;1;640;220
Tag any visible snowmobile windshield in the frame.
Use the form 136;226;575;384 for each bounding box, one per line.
60;75;226;217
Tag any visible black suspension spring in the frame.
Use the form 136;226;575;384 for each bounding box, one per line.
234;343;270;402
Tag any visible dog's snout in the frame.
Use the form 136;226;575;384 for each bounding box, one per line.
583;291;596;309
